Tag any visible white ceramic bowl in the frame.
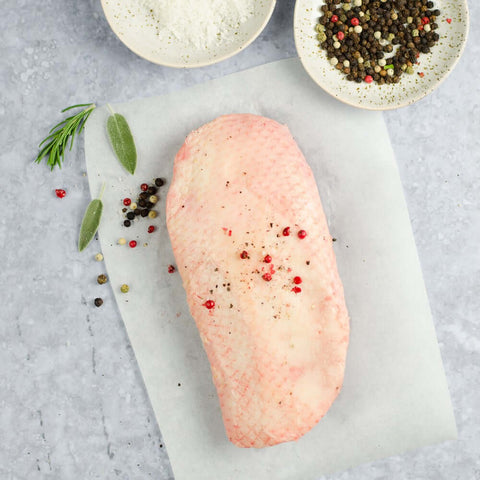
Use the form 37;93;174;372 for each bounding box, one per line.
101;0;276;68
294;0;469;110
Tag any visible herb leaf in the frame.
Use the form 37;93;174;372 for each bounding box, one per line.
78;185;104;252
35;103;96;170
107;110;137;175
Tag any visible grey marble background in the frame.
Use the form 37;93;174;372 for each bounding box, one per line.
0;0;478;479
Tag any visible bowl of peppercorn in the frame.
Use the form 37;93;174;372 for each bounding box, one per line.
294;0;469;110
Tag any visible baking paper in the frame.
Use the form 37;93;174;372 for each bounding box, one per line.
84;58;456;479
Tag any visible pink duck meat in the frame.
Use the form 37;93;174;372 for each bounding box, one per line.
166;114;349;448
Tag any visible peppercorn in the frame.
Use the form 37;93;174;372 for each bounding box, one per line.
95;253;104;262
147;186;157;195
97;274;108;285
126;212;135;220
149;195;158;204
118;237;126;245
120;284;129;293
134;208;141;216
168;265;176;273
146;201;154;209
130;202;137;210
155;178;165;187
140;183;149;192
123;198;131;206
124;220;131;227
240;250;249;259
94;298;103;307
204;300;215;309
141;209;149;217
316;0;441;85
148;210;157;219
129;240;137;248
148;225;155;233
264;255;272;263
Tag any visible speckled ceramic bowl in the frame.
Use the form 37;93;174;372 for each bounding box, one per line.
294;0;469;110
101;0;276;68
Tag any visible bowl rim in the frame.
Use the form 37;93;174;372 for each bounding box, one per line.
101;0;277;69
293;0;470;111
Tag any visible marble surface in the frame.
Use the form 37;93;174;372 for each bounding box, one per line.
0;0;478;478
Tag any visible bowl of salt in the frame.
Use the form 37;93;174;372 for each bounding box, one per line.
101;0;277;68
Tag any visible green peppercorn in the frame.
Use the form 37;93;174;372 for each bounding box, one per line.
120;284;129;293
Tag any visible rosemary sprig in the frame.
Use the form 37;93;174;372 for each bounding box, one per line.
35;103;96;170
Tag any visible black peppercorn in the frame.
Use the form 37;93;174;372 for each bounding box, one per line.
94;298;103;307
141;209;149;217
155;178;165;187
138;199;147;208
147;186;157;195
146;201;154;209
126;212;135;220
134;208;141;216
124;219;131;227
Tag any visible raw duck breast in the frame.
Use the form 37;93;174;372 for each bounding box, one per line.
166;114;349;448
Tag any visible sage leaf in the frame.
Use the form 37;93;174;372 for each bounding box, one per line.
107;113;137;175
78;198;103;252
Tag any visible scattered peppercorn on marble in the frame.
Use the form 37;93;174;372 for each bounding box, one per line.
166;114;349;448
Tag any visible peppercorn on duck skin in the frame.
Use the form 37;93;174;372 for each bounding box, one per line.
166;114;349;448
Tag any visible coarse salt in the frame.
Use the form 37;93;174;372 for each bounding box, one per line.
127;0;256;49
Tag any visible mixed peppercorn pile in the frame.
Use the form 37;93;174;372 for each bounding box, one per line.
317;0;441;85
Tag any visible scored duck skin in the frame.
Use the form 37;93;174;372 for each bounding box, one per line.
166;114;349;448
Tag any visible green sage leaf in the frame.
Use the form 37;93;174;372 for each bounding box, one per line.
78;198;103;252
107;113;137;175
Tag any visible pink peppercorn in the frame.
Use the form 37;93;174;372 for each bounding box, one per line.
204;300;215;309
336;31;345;41
331;14;339;23
351;17;360;26
364;75;373;84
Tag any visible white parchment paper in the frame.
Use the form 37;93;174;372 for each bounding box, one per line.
84;58;456;479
